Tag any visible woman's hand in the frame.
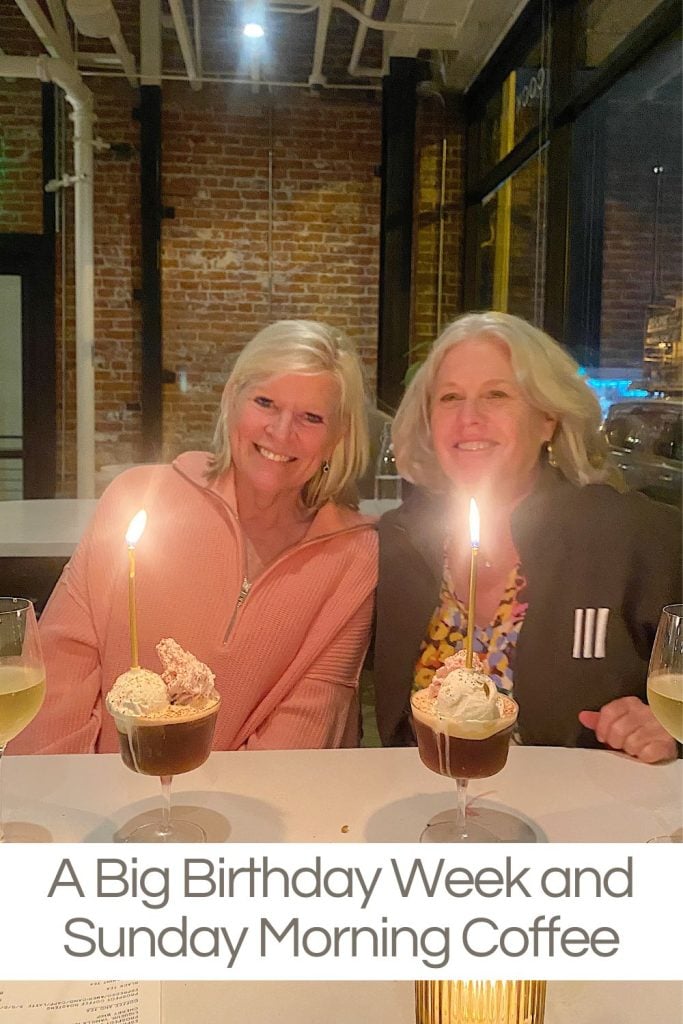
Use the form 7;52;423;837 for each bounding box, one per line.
578;697;677;763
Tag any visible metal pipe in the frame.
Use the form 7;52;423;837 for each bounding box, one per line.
108;27;137;85
168;0;200;91
14;0;70;60
71;98;96;497
347;0;387;79
333;0;454;32
308;0;332;88
46;0;75;58
78;67;382;90
66;0;137;85
192;0;202;81
140;0;161;85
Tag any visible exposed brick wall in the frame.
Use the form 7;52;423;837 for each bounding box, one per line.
411;95;466;365
90;78;143;473
161;85;381;461
0;79;43;234
2;73;380;493
1;0;382;494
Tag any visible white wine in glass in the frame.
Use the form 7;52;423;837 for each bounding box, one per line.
0;598;46;842
647;604;683;742
647;603;682;844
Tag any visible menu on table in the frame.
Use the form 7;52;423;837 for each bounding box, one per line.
0;981;160;1023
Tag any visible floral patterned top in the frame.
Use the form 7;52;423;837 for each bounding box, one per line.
413;558;528;695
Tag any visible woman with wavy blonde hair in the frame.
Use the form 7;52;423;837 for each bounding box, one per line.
374;311;680;763
17;321;377;755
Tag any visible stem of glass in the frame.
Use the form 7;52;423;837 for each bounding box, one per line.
159;775;173;837
455;777;468;838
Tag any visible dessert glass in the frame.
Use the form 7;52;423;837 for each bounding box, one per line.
411;686;518;843
111;695;220;843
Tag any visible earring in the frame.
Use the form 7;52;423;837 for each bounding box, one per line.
322;460;330;474
546;442;558;468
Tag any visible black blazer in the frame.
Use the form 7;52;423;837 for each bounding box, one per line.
374;467;682;748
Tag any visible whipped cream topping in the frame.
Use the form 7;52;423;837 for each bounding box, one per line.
435;667;501;724
428;651;501;725
106;668;169;717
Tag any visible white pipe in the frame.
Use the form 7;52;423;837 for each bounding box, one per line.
14;0;70;60
348;0;371;75
108;27;137;85
71;100;96;499
333;0;454;32
46;0;75;59
347;0;387;79
192;0;202;81
168;0;200;90
308;0;331;88
66;0;137;86
0;55;96;498
140;0;161;85
80;67;382;90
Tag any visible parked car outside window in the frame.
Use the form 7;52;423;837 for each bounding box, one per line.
603;398;682;507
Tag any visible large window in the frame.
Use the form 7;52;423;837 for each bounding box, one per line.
571;33;681;378
465;0;681;387
473;148;548;324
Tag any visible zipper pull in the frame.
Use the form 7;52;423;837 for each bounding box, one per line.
236;577;251;608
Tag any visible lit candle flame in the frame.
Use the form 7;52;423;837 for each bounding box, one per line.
125;509;147;548
469;498;480;549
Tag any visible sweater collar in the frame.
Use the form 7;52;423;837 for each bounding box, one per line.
171;451;374;539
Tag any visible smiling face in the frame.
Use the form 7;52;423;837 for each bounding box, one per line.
430;334;556;501
229;372;341;502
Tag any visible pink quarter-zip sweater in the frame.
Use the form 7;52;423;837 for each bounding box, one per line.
13;452;378;754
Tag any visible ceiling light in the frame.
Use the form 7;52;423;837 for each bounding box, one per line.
243;22;265;38
241;0;265;39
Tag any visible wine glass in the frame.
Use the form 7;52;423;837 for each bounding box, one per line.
111;694;221;843
411;688;522;842
646;604;682;844
0;598;46;843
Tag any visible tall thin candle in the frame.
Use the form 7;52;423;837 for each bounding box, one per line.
465;498;480;669
124;510;147;669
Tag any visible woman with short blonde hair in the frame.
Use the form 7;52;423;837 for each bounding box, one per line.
210;319;369;508
17;320;377;756
393;311;621;493
374;311;680;763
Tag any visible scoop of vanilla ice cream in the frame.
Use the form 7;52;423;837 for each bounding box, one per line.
435;666;501;724
106;667;169;717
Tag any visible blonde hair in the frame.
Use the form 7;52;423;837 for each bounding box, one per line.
393;311;622;492
208;320;369;508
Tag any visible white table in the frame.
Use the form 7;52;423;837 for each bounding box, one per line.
4;745;680;845
4;747;681;1021
0;499;98;556
0;499;393;558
